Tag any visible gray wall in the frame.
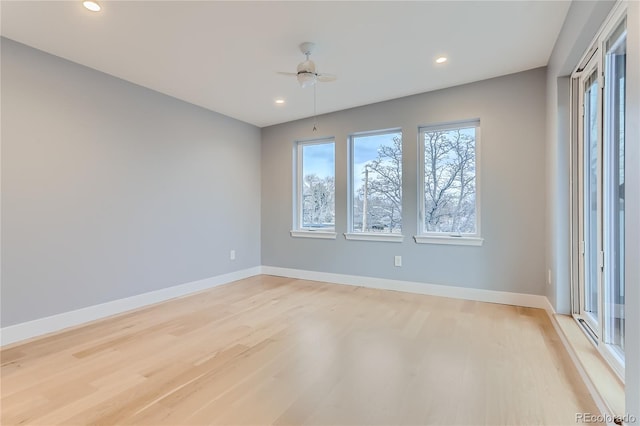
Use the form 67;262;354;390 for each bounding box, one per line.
1;38;262;327
262;68;547;296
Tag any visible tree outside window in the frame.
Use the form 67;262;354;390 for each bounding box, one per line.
297;140;335;230
350;131;402;233
420;121;479;235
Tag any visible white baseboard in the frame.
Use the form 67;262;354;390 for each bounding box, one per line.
261;266;552;310
0;267;262;347
3;263;611;423
1;265;553;347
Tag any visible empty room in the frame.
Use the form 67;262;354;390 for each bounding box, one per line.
1;1;639;425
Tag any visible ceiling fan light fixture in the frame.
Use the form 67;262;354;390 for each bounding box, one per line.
82;0;101;12
297;72;317;88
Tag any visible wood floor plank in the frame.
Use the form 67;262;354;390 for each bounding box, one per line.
1;275;602;425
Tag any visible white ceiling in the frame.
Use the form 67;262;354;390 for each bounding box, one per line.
1;1;571;127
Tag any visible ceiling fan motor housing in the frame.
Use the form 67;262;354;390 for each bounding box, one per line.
297;59;316;74
296;59;317;87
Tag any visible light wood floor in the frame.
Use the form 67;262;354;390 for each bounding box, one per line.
1;275;601;425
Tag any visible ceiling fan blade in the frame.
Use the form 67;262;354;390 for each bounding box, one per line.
277;72;298;76
317;73;337;82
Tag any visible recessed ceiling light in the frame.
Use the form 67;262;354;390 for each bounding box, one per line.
275;99;285;105
435;56;448;64
83;1;101;12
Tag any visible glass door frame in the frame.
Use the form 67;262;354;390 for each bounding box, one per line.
574;54;603;341
570;4;627;382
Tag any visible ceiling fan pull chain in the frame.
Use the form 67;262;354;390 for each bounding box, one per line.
313;84;318;131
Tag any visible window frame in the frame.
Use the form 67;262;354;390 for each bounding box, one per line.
291;137;337;239
569;4;627;381
415;119;483;246
602;19;626;363
345;128;404;243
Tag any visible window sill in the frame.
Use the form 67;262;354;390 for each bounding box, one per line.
290;230;337;239
344;233;404;243
553;314;624;418
413;235;483;246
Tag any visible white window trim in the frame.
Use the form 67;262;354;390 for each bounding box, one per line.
346;127;403;240
416;119;482;244
290;230;337;239
344;233;404;243
292;137;336;235
414;235;483;246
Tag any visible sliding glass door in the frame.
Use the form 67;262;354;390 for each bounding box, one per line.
580;65;601;334
573;16;626;375
603;22;626;356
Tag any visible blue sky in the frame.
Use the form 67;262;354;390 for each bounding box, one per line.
302;142;334;178
352;132;401;190
302;132;401;187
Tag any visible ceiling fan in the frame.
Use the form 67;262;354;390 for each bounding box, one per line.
278;42;337;88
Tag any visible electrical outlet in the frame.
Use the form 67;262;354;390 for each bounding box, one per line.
394;256;402;267
230;250;236;261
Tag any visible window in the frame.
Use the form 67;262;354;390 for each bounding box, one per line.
602;19;626;357
416;119;482;245
580;65;600;333
346;129;403;242
571;12;626;378
291;138;336;239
